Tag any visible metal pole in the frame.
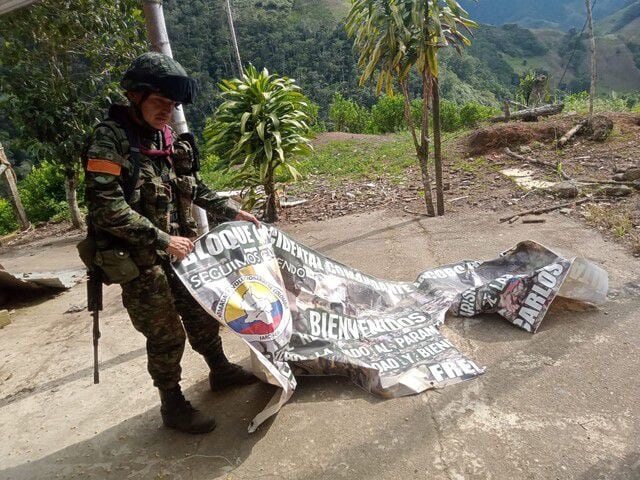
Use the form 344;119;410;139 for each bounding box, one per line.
225;0;244;78
142;0;209;234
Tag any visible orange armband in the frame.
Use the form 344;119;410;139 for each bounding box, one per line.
86;158;122;176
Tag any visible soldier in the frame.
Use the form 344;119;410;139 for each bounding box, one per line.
83;52;259;434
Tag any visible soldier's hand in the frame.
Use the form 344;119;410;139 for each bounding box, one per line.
235;210;261;227
166;236;194;261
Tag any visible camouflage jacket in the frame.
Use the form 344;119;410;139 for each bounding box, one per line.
84;104;237;266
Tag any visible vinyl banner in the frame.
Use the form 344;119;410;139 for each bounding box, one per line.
174;222;607;432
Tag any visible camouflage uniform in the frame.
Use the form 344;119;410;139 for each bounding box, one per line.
84;103;238;390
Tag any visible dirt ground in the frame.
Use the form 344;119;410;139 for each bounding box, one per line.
1;206;639;479
282;113;640;255
0;113;639;479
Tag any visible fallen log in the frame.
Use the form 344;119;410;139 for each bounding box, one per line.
490;103;564;123
504;147;572;181
557;120;587;148
576;178;639;187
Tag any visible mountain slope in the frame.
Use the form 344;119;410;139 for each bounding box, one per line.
459;0;631;29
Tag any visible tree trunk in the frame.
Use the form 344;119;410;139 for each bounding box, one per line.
489;103;564;123
432;77;444;216
585;0;597;119
400;80;420;153
263;174;278;223
419;71;435;217
64;167;83;229
0;142;30;231
225;0;244;79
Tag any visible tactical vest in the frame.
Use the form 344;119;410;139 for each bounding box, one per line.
85;105;199;266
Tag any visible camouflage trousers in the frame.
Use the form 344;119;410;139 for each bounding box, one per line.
121;261;222;390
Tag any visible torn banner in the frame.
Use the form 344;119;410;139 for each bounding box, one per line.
174;222;607;432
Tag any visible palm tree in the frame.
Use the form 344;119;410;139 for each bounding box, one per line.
347;0;475;216
204;65;313;222
423;0;475;215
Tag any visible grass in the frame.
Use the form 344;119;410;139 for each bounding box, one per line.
294;132;416;184
563;92;638;114
584;204;634;238
451;156;489;173
200;131;428;191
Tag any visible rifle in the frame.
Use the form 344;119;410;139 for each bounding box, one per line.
87;262;103;384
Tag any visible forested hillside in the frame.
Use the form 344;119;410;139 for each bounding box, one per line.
460;0;634;29
165;0;640;135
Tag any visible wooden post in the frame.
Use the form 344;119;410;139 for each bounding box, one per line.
585;0;597;119
0;142;30;231
142;0;209;234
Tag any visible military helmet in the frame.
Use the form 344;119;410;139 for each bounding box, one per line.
121;52;198;104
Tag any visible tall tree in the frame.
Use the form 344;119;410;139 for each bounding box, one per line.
347;0;475;216
0;0;146;229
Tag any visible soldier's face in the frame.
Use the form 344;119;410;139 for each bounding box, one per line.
138;93;178;130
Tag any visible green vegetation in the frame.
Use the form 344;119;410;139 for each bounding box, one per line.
452;156;490;173
0;160;83;235
327;94;497;134
563;91;640;113
0;199;18;235
0;0;146;228
296;134;415;183
370;96;406;134
328;93;372;133
204;65;313;221
1;0;639;232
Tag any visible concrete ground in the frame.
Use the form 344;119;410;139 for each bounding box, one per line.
0;209;638;480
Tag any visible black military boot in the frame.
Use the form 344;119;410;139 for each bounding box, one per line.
205;354;258;391
159;387;216;434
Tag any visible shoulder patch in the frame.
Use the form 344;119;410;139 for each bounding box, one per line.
86;158;122;176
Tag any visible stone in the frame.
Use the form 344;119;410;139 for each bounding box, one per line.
546;181;579;199
519;145;532;154
613;168;640;182
598;185;634;197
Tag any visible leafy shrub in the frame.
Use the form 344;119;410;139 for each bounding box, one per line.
19;160;68;223
439;100;461;132
370;95;405;133
305;101;326;133
204;65;313;221
328;93;371;133
459;102;497;128
410;99;495;132
0;198;18;235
